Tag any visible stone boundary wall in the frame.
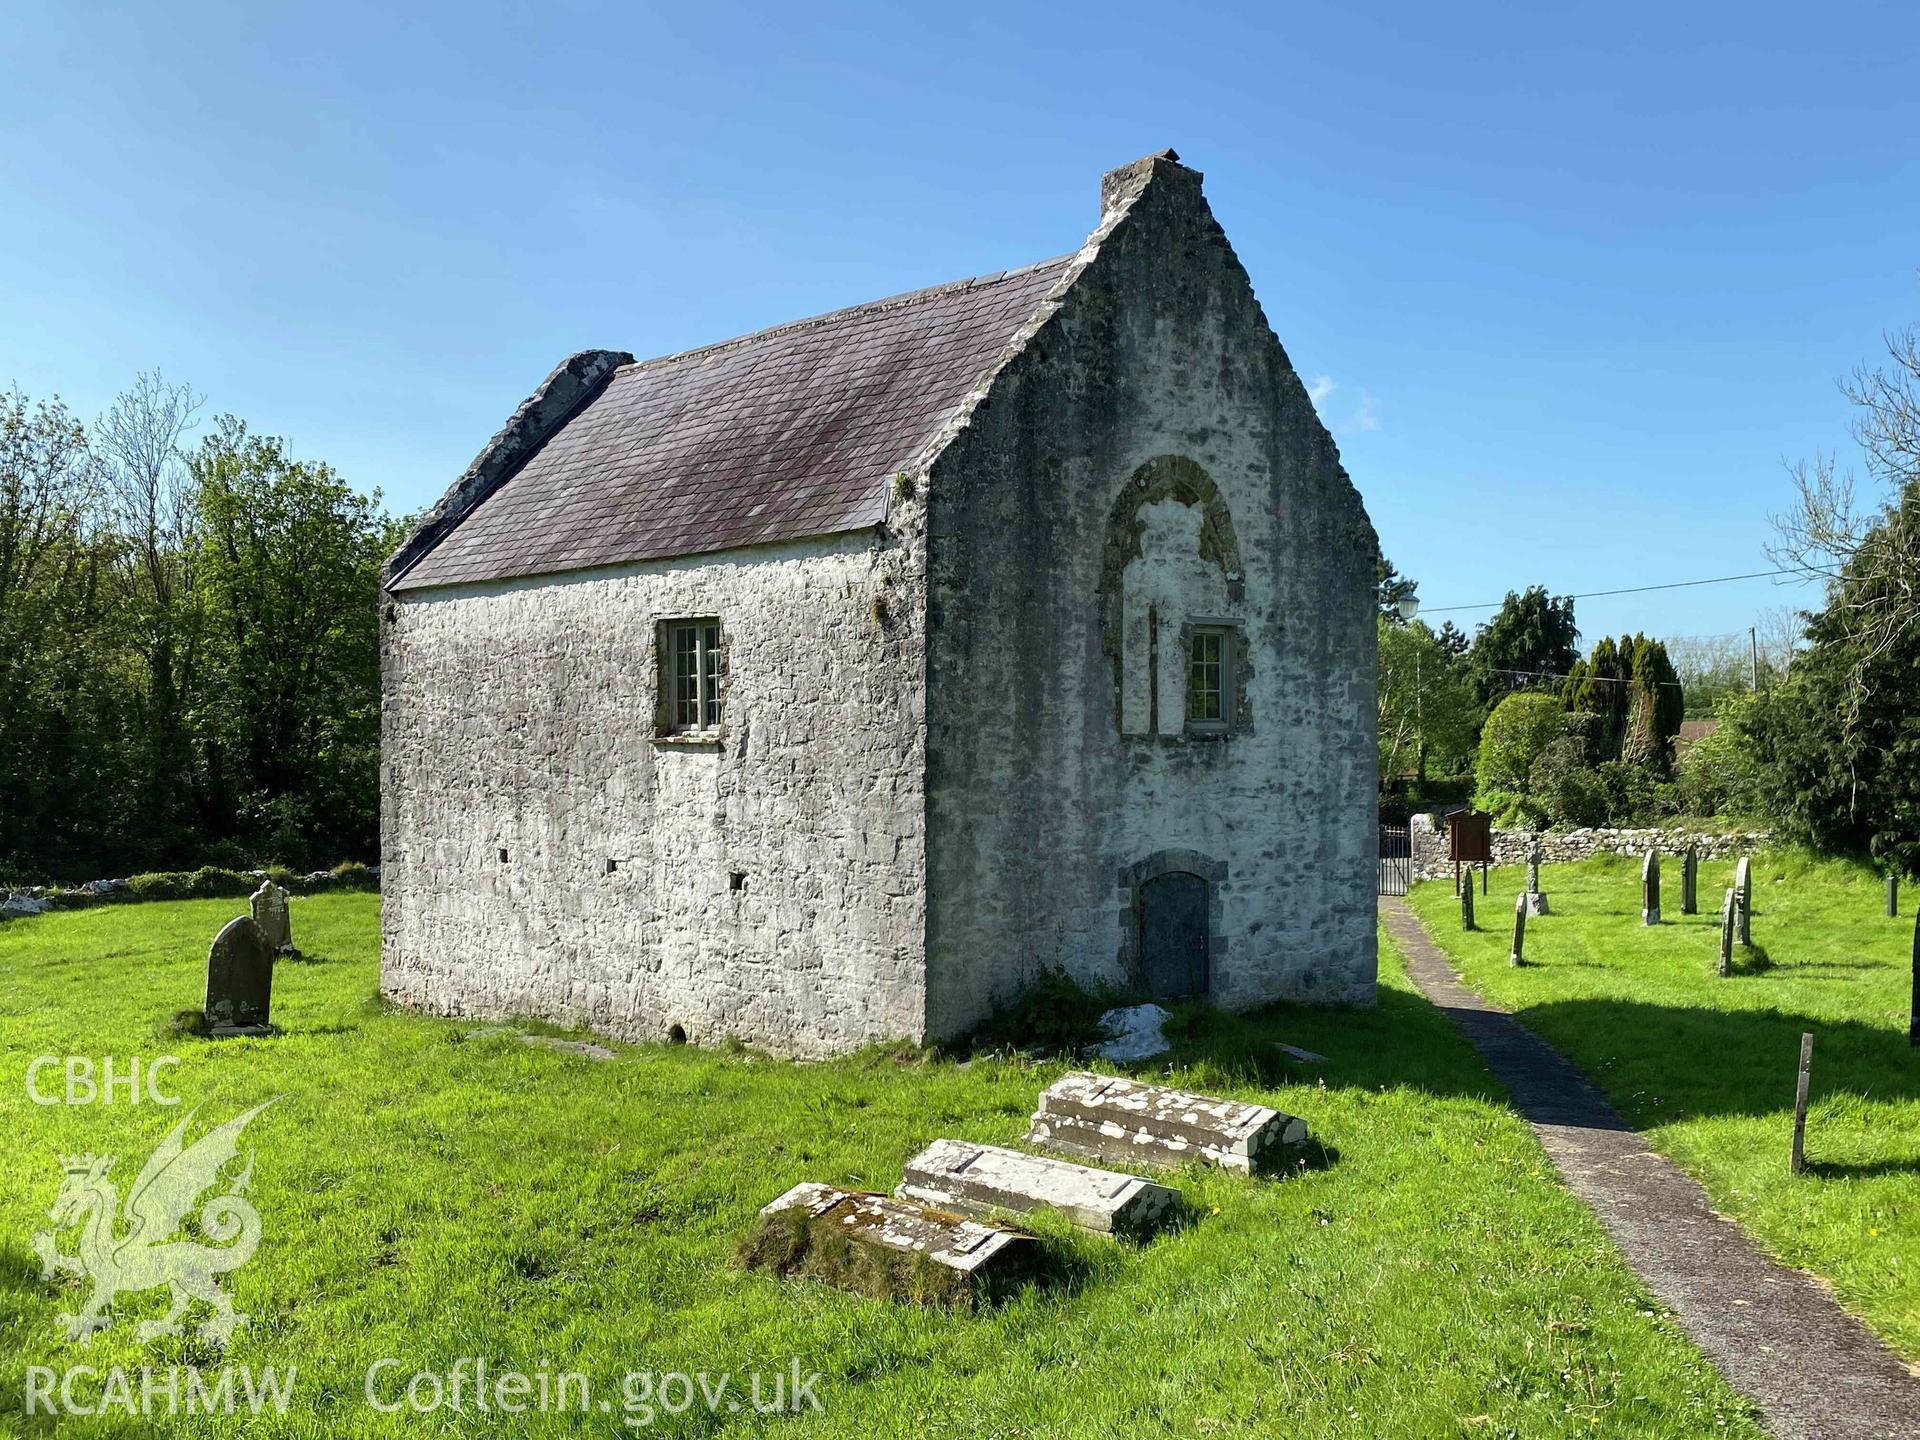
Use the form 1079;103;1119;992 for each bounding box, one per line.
1408;813;1769;882
1;865;380;920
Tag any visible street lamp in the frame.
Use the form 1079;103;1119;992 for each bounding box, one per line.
1396;595;1421;623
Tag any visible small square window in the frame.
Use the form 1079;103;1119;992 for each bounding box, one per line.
1187;627;1234;733
662;619;723;735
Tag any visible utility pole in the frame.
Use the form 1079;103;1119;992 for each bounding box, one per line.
1750;627;1760;693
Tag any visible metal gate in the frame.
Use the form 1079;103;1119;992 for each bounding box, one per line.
1378;822;1411;896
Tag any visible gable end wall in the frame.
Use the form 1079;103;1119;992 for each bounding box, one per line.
920;159;1380;1037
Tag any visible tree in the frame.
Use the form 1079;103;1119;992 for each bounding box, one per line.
1376;555;1419;623
1462;586;1579;706
1754;324;1920;875
0;391;127;869
190;417;398;864
97;372;205;859
1563;633;1682;768
1768;326;1920;733
1473;691;1566;825
1435;619;1469;663
1619;635;1683;773
1377;617;1479;786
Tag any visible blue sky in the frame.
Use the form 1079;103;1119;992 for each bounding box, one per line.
4;1;1914;649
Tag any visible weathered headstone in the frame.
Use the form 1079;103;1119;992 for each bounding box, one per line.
1890;872;1900;920
1642;849;1661;926
249;879;293;953
1719;888;1736;977
1735;856;1753;947
898;1139;1179;1238
1909;909;1918;1049
1029;1071;1305;1176
1790;1033;1814;1175
1524;837;1550;916
744;1182;1035;1303
205;915;275;1035
1681;846;1699;915
1510;892;1528;967
1461;880;1476;932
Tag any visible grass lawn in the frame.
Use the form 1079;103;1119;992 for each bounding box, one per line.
1408;849;1919;1361
0;896;1765;1438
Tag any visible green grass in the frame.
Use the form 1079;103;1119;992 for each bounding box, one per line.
1409;849;1919;1361
0;896;1764;1437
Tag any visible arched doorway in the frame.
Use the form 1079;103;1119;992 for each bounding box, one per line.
1139;871;1210;1001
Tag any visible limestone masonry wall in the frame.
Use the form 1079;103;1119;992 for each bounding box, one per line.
1408;813;1771;882
381;531;927;1058
920;154;1379;1036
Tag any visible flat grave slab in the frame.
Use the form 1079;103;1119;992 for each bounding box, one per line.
1029;1071;1306;1175
898;1139;1178;1237
745;1182;1036;1304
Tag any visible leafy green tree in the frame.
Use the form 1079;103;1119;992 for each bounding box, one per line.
190;417;397;865
1463;586;1580;706
1377;617;1480;785
1675;692;1766;819
1473;691;1565;824
98;372;206;862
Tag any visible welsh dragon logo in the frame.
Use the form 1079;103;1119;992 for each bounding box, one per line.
32;1100;279;1344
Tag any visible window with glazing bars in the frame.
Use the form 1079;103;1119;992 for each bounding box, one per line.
1187;628;1231;731
665;619;722;732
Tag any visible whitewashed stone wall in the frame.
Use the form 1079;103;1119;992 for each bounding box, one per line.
380;531;926;1058
919;155;1379;1036
1408;812;1771;881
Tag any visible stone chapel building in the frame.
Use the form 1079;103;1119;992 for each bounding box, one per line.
380;151;1380;1057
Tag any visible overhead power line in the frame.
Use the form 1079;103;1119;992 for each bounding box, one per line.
1422;567;1824;616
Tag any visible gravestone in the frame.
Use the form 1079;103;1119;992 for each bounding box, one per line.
1719;888;1736;977
1461;881;1476;932
1735;856;1753;946
1642;849;1661;926
249;879;293;953
1510;892;1527;967
745;1182;1035;1303
898;1139;1179;1238
1524;837;1550;916
1890;873;1900;920
1029;1071;1305;1176
1681;847;1699;915
205;915;275;1035
1908;907;1917;1047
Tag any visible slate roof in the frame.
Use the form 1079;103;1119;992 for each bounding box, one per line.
390;255;1074;590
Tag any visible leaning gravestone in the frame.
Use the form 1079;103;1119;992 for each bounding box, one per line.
249;879;294;954
1681;846;1699;915
205;915;275;1035
1735;856;1753;947
1642;849;1661;926
1510;892;1528;967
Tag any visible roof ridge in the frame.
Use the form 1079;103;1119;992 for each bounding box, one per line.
617;254;1076;375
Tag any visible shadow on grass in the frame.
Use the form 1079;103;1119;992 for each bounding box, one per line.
1510;996;1920;1130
